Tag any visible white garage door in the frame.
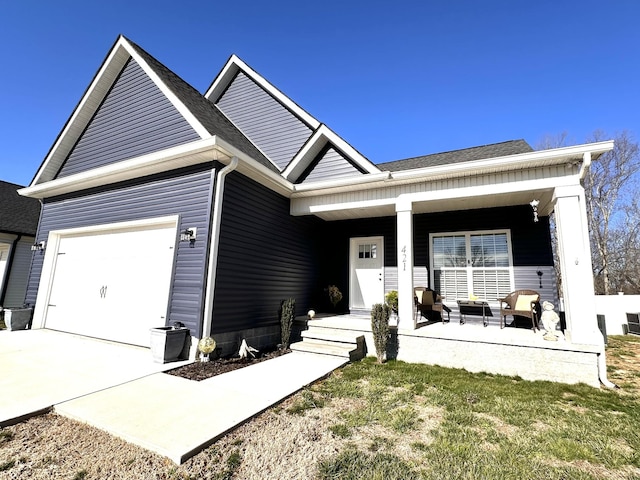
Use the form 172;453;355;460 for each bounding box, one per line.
44;223;177;347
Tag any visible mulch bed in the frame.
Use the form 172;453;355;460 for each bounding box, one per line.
166;348;291;381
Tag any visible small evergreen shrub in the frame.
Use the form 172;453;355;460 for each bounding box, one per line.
385;290;398;313
371;303;391;363
280;298;295;349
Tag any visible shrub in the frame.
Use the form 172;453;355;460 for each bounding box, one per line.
371;303;391;363
326;285;343;308
385;290;398;313
280;298;295;349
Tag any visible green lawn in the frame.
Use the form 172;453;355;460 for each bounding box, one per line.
290;335;640;480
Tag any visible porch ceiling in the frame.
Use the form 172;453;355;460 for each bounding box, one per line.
310;188;555;221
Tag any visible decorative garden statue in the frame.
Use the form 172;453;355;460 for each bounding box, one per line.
540;301;560;341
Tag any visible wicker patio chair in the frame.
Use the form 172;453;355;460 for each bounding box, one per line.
414;287;451;323
498;289;541;331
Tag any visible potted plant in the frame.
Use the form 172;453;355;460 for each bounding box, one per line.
2;307;33;331
326;285;343;310
150;322;189;363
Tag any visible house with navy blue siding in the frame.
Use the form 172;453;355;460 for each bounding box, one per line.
19;35;615;386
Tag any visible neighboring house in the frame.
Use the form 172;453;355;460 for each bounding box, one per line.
0;181;41;309
19;36;614;386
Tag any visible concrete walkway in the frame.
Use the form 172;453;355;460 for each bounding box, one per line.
56;351;346;463
1;329;346;464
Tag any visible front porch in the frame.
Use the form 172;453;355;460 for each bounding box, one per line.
295;312;602;388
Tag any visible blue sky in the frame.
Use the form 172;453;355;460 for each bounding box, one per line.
1;0;638;186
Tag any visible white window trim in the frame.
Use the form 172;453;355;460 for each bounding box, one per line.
429;229;515;302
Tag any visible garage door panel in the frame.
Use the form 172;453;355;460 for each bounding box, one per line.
43;223;177;347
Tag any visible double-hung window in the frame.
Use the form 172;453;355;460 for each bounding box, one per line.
430;230;514;301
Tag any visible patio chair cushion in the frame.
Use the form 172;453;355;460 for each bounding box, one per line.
415;289;424;304
514;294;538;312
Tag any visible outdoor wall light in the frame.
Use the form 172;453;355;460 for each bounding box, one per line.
180;227;197;247
530;199;540;222
537;270;543;288
31;241;46;252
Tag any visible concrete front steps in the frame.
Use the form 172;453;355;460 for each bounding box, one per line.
290;327;366;362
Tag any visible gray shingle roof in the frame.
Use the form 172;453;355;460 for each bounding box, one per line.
0;181;41;236
126;39;278;174
377;139;534;171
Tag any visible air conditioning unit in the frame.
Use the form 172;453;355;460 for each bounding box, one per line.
626;313;640;336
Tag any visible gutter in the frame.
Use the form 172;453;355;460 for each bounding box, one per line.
201;156;239;339
292;171;391;194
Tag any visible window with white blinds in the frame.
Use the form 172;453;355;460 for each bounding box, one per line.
431;231;513;301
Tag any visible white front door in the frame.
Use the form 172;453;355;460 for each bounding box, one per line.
349;236;384;310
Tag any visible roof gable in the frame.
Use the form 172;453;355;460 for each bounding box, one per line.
56;57;201;178
0;181;41;236
31;36;217;186
216;70;313;171
297;144;365;184
206;55;379;177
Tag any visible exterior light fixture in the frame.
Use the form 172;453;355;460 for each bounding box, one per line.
530;199;540;222
180;227;197;247
31;241;46;252
537;270;543;288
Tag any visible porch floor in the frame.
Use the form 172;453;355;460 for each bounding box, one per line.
302;311;603;387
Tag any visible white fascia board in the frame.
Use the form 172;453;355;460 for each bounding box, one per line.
203;56;241;102
122;38;210;140
390;141;615;183
298;174;579;217
204;55;321;129
213;137;293;196
283;125;380;181
318;125;380;174
281;128;327;181
291;141;614;198
292;171;391;195
32;38;131;186
19;137;226;199
21;136;293;201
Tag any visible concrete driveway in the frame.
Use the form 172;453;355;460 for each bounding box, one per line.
1;329;348;463
0;329;189;426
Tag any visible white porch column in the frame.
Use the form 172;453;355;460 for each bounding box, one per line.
396;197;414;328
553;184;601;345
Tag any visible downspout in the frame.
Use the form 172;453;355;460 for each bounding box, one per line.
578;151;592;180
0;235;22;306
577;151;616;389
599;347;618;389
201;157;238;339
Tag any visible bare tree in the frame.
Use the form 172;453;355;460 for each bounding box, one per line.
607;198;640;293
583;130;640;294
536;130;640;296
536;131;573;150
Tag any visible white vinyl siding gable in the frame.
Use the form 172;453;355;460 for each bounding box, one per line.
216;71;313;171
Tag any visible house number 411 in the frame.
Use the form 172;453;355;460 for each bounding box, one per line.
401;245;407;271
